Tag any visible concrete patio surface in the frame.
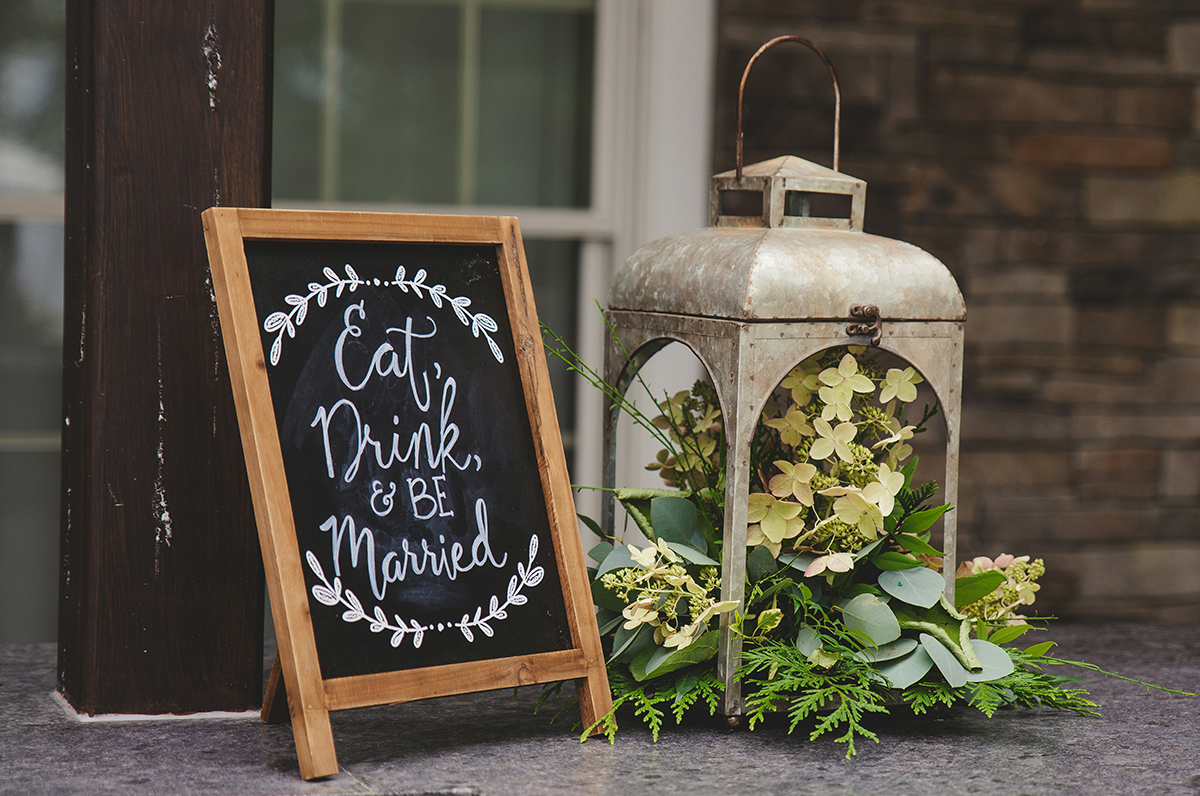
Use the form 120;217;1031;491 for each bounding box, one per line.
2;622;1198;796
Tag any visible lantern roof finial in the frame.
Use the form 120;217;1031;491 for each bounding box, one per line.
710;155;866;231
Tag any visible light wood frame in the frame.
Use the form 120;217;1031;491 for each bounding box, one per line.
202;208;610;780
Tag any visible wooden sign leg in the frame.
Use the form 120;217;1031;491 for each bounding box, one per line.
264;649;338;780
286;666;338;779
574;671;613;737
261;653;291;724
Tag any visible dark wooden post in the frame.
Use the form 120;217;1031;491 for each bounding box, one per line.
59;1;272;714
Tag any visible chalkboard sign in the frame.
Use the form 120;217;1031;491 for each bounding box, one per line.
202;209;609;780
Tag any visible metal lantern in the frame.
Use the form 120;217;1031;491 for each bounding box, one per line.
600;37;966;719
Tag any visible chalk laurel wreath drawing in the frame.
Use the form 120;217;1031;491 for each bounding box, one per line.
305;538;544;648
263;263;504;366
265;262;540;649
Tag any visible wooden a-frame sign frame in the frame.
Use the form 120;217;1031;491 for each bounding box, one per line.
202;208;610;780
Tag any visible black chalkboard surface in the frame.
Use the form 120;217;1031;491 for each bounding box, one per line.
203;209;609;781
246;239;572;679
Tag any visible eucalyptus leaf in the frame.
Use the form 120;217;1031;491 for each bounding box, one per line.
853;537;886;561
873;551;924;571
892;598;982;672
578;513;604;540
596;607;623;636
631;630;720;681
954;570;1006;607
591;578;626;612
852;637;918;664
896;504;951;537
920;633;969;688
588;542;614;564
837;593;901;645
964;639;1015;682
747;545;779;584
616;488;689;541
878;566;945;608
874;645;934;689
840;582;885;600
596;544;638;577
894;533;944;557
779;551;817;573
795;626;822;656
651;496;706;552
609;622;652;664
665;542;719;566
615;488;681;540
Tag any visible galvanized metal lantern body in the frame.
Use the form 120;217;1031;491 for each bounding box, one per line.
601;152;966;717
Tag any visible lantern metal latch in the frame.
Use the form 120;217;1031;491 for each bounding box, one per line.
846;305;882;346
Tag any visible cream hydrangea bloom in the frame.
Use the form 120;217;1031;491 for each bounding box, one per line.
627;538;680;573
621;600;659;630
764;406;815;447
817;354;875;421
746;492;806;545
879;366;923;403
819;353;875;395
663;624;701;648
768;460;817;506
779;358;823;407
810;418;857;463
746;523;781;557
818;485;884;539
873;420;916;465
804;552;855;577
862;462;905;517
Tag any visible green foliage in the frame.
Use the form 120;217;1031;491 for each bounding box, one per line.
547;327;1193;753
631;629;721;681
896;479;939;515
583;663;725;743
899;647;1104;719
954;570;1007;608
740;641;890;758
976;649;1101;716
903;680;960;715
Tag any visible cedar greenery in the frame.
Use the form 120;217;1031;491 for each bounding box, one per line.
739;641;889;758
583;664;725;743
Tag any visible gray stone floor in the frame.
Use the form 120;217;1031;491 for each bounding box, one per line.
2;623;1198;796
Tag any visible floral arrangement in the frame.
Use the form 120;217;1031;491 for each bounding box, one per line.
543;332;1190;756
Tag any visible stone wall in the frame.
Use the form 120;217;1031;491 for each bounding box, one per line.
716;0;1200;620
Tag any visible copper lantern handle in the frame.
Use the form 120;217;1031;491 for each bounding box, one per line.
737;36;842;180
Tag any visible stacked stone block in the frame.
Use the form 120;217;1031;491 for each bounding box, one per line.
717;0;1200;620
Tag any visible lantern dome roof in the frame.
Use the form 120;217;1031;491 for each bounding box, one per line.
609;156;965;322
609;226;965;322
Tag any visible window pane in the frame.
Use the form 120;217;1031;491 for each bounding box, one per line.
0;0;64;164
339;3;461;203
273;0;595;208
477;8;593;207
0;221;63;643
271;0;324;200
1;0;65;643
